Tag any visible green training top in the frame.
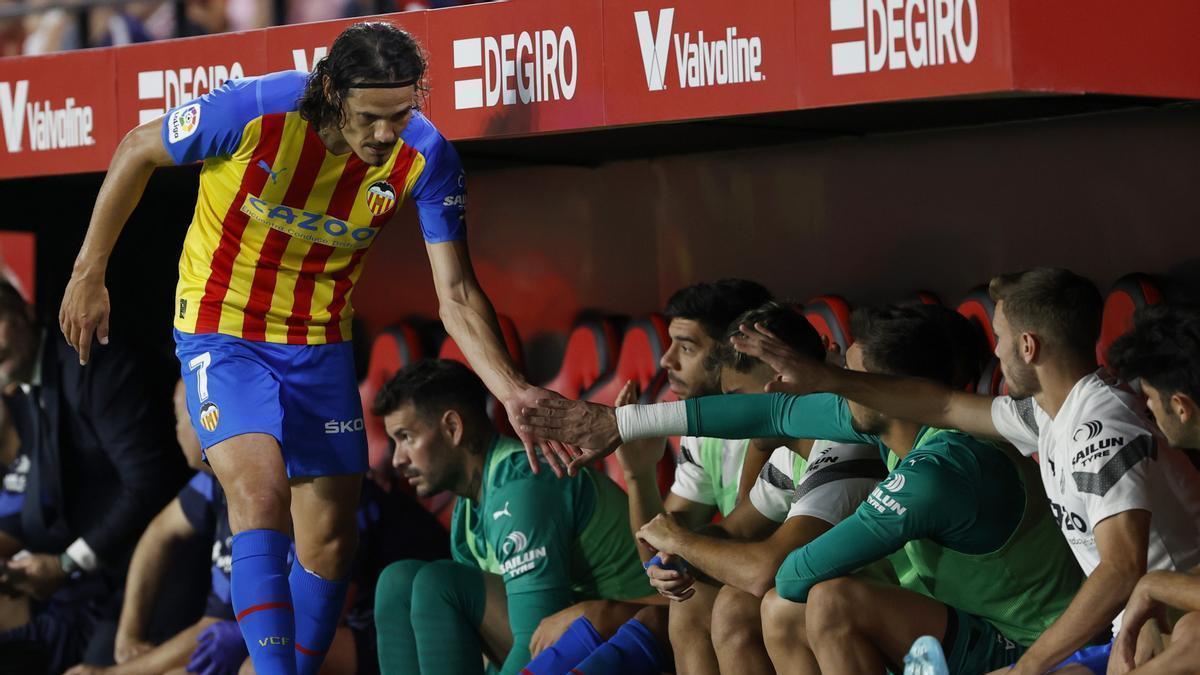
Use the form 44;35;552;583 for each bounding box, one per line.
685;393;1084;646
449;436;653;672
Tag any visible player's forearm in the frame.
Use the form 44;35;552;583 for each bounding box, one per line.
829;369;999;439
669;529;782;598
109;616;217;675
117;517;184;641
439;286;524;399
624;474;666;562
75;125;163;275
1015;562;1139;674
1137;570;1200;613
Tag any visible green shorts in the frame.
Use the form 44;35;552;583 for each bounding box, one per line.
944;605;1026;675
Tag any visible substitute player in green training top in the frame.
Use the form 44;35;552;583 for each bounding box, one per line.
372;360;655;675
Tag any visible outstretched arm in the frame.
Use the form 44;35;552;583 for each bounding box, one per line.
427;239;573;476
732;323;1002;440
60;119;173;364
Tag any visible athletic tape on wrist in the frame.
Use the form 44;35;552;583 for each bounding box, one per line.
616;401;687;441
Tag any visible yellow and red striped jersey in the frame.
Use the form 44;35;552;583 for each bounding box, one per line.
162;71;466;344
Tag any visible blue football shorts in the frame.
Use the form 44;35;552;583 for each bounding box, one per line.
175;329;367;478
1050;641;1111;674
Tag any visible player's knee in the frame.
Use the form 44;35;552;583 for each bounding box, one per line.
376;560;429;617
668;591;714;648
806;577;864;635
412;560;478;611
711;586;763;651
760;588;809;648
297;524;358;579
224;480;290;530
633;605;670;646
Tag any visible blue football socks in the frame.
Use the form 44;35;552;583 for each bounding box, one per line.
289;562;350;675
231;529;297;675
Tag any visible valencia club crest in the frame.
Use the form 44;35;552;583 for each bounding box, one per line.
365;180;397;216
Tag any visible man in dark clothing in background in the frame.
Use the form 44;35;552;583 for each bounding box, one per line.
0;280;189;672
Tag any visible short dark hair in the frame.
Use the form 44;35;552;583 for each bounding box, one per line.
299;22;428;131
851;304;958;385
373;359;489;428
915;304;987;390
718;301;826;373
1108;305;1200;401
664;279;773;342
988;268;1102;359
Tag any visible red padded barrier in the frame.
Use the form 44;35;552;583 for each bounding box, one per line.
542;318;621;400
803;295;854;355
1097;274;1163;369
359;324;424;470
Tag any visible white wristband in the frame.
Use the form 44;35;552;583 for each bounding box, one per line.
616;402;688;441
66;538;99;572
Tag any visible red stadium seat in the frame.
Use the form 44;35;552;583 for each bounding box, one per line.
955;285;997;352
438;314;525;371
909;291;942;306
976;357;1007;396
438;314;525;436
580;315;671;490
583;315;670;405
541;318;621;400
956;286;1003;394
803;295;854;355
1097;273;1163;369
359;323;425;471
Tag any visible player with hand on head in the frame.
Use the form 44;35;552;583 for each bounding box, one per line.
522;303;1085;675
732;269;1200;675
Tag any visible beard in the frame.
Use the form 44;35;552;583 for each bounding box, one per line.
1001;355;1041;399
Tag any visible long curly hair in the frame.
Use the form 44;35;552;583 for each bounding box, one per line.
298;22;428;131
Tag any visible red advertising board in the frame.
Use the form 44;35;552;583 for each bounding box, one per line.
795;0;1013;108
423;0;606;139
0;0;1197;181
0;49;119;178
265;13;432;117
603;0;800;126
0;231;35;301
114;31;268;135
1010;0;1200;100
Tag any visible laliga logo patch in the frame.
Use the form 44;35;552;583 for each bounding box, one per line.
167;103;201;143
199;401;220;432
365;181;397;216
